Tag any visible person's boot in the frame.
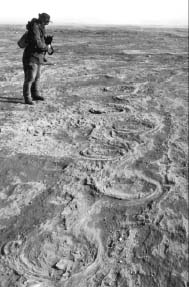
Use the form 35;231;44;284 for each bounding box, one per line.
32;95;45;101
23;83;34;105
24;93;34;105
31;91;44;101
24;96;34;105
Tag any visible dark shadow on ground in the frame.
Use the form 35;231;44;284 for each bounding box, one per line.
0;97;24;104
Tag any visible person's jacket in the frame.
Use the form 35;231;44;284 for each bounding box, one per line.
23;18;47;64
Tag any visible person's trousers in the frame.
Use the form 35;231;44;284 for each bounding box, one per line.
23;62;41;100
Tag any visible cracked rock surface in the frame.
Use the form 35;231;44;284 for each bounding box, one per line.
0;25;188;287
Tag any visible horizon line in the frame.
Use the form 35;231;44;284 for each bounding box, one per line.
0;22;187;28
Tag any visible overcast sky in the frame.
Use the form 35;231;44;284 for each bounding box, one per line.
0;0;188;26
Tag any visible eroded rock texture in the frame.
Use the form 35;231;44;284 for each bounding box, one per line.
0;26;188;287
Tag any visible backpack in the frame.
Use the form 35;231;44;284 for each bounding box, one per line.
17;31;28;48
17;18;39;49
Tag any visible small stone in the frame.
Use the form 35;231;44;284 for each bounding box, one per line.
102;87;110;92
89;108;105;114
55;259;73;271
27;127;32;134
34;130;40;136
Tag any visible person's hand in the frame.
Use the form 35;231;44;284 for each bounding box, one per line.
45;35;53;45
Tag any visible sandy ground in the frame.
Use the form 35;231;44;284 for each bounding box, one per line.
0;25;188;287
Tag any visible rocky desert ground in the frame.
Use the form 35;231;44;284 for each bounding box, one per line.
0;25;188;287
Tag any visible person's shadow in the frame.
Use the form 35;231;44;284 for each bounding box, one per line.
0;96;25;104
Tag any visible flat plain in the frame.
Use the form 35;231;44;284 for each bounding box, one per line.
0;24;188;287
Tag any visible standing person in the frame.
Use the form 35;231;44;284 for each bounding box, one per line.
22;13;52;105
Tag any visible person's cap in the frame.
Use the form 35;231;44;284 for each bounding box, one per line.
39;13;52;23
